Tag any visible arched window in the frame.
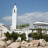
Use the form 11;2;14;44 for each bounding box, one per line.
14;10;15;12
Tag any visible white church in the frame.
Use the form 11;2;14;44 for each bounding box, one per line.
0;4;32;40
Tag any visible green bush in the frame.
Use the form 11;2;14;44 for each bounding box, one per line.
42;34;48;41
4;32;26;41
32;33;39;40
20;33;26;41
31;32;45;40
28;28;48;41
31;28;43;40
11;32;19;42
37;28;42;39
4;32;19;42
4;32;11;40
45;34;48;41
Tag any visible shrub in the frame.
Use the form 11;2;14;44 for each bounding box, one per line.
37;28;42;39
20;33;26;41
11;32;19;42
30;28;48;41
31;28;43;40
4;32;11;40
4;32;19;42
42;34;48;41
45;34;48;41
31;33;39;40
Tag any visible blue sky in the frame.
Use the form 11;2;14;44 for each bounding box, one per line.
0;0;48;27
0;0;48;16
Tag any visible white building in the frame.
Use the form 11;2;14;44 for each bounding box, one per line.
33;21;48;29
0;23;9;40
0;4;32;40
33;21;48;34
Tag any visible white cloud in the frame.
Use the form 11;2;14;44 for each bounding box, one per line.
2;16;12;22
2;12;48;27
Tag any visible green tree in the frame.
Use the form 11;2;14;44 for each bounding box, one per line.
19;23;30;28
25;23;30;28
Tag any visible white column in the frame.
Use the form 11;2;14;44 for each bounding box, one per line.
25;30;28;40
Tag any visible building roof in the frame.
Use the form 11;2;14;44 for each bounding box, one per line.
33;22;48;26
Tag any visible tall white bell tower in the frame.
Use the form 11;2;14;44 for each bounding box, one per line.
12;4;17;29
